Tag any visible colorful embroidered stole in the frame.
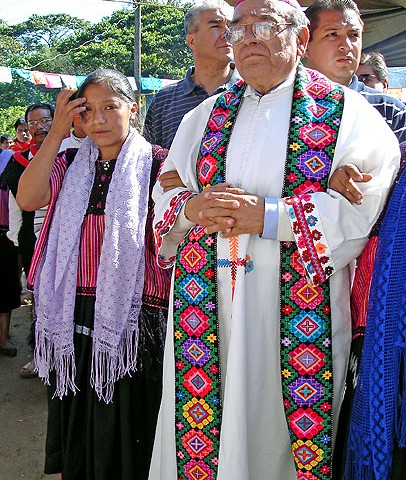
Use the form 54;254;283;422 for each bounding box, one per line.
172;65;343;480
280;68;343;480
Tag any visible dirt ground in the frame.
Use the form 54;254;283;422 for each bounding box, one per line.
0;302;58;480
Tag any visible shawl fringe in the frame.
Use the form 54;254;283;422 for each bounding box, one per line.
345;450;375;480
35;325;78;399
33;129;152;403
91;304;140;403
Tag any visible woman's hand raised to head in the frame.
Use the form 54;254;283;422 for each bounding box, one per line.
17;88;86;211
50;88;86;140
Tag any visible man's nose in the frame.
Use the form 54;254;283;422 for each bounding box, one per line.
243;25;258;44
338;36;352;52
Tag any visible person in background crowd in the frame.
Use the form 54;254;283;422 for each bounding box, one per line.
356;51;389;92
10;117;32;153
0;103;55;276
0;134;14;150
0;103;55;379
143;0;239;150
305;0;406;144
0;146;20;357
149;0;399;478
17;68;176;480
60;113;87;150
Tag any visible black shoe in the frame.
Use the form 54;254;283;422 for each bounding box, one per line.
0;346;17;357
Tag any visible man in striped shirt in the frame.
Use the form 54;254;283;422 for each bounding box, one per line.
143;0;240;149
304;0;406;144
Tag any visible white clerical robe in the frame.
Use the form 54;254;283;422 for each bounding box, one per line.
150;73;400;480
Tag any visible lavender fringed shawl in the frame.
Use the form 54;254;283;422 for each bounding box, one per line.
34;129;152;403
346;160;406;479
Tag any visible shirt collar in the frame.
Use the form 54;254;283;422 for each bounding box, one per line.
183;64;240;95
183;67;197;95
349;75;363;92
244;68;296;98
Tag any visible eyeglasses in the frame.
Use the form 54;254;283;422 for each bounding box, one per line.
358;74;379;83
27;117;53;128
225;21;293;45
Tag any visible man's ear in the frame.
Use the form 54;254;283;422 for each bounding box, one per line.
297;27;310;57
186;33;195;52
131;103;138;115
303;47;309;59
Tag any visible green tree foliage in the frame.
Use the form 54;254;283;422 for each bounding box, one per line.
65;5;192;78
0;2;193;119
141;3;192;78
11;14;90;50
0;105;26;136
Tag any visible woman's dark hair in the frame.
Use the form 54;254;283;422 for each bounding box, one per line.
1;134;13;143
76;69;136;104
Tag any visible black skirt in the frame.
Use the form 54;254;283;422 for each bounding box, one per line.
0;233;21;312
44;295;167;480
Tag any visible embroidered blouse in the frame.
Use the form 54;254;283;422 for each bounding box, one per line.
29;144;170;308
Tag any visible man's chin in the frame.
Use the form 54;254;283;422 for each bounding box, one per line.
33;134;47;144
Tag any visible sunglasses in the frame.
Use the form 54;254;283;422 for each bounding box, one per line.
358;73;379;83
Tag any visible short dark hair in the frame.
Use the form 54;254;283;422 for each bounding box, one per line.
14;117;27;130
25;103;55;123
0;134;13;143
305;0;363;39
360;51;388;83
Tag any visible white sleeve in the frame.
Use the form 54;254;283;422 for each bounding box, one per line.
6;191;22;246
279;87;400;284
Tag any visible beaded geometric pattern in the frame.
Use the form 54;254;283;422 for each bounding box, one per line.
169;64;343;480
281;66;344;479
172;80;246;479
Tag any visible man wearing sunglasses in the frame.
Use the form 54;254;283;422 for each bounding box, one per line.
356;51;389;93
305;0;406;144
150;0;399;479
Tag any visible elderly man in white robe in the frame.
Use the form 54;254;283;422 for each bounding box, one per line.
150;0;400;479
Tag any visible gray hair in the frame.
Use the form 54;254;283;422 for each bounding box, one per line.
184;0;233;35
282;3;309;34
360;51;388;83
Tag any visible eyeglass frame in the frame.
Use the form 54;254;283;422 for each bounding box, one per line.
357;73;379;83
27;117;53;128
225;21;294;45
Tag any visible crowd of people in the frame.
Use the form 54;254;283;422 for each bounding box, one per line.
0;0;405;479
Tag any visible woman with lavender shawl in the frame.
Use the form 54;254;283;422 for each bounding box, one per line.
17;69;172;480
